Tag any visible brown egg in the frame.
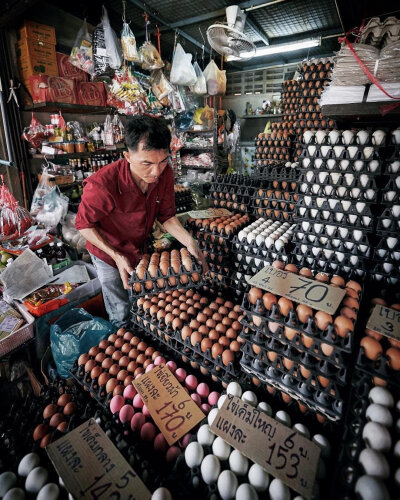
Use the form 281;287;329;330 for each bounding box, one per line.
263;293;277;310
228;311;239;320
218;336;230;348
113;384;124;396
373;376;387;387
57;421;68;433
95;352;107;363
267;351;278;362
151;351;161;360
390;303;400;311
112;351;123;362
33;423;49;441
211;343;223;359
106;377;119;393
105;345;116;356
78;353;90;366
386;347;400;370
278;297;294;317
284;327;297;341
201;337;213;353
360;336;382;360
299;267;313;278
222;349;235;366
40;433;52;448
107;333;118;343
315;273;329;283
130;336;141;346
272;260;285;269
134;367;144;377
212;312;223;322
334;316;353;337
121;343;131;354
346;280;361;294
340;306;357;320
84;359;97;373
117;369;129;382
296;304;313;323
249;287;263;305
321;343;334;357
136;353;147;365
216;323;227;335
315;311;332;330
90;365;103;380
209;329;219;341
109;364;120;376
49;412;65;428
343;297;359;311
284;264;298;274
283;357;294;370
191;332;202;347
57;393;72;407
64;402;77;415
302;334;314;348
114;338;124;349
88;346;100;357
43;404;58;420
231;321;242;332
299;365;311;378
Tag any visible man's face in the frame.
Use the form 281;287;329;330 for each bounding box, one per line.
124;140;169;184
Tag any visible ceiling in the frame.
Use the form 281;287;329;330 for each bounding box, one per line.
1;0;400;71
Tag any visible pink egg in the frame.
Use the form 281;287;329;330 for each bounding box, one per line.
185;374;198;391
179;433;191;449
145;363;155;373
154;433;168;453
208;391;220;406
133;394;144;409
140;422;157;441
191;393;202;406
131;412;146;432
119;404;135;423
175;368;187;383
110;395;125;414
196;382;210;399
201;403;211;415
154;356;166;366
135;372;143;379
123;385;137;400
166;446;181;462
142;404;151;417
166;360;177;373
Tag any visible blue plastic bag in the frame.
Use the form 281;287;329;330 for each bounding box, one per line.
50;308;113;378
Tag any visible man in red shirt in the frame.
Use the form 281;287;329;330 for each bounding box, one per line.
76;115;207;327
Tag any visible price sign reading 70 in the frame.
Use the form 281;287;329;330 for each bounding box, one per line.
249;265;346;315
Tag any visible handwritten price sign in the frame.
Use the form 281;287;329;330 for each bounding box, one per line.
133;365;205;445
367;304;400;341
248;265;346;315
210;395;320;499
188;208;232;219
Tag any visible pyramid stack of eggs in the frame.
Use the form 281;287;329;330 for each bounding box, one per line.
210;173;254;213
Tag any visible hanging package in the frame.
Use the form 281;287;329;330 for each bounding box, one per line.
151;69;174;104
139;41;164;71
21;113;45;149
203;60;226;95
170;43;197;86
192;62;207;95
69;19;94;75
93;7;123;77
102;7;123;69
0;184;33;240
121;22;140;62
31;169;68;229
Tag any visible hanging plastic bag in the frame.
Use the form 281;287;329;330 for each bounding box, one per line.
151;69;173;104
192;62;207;95
21;113;45;149
93;10;112;78
121;22;140;62
0;183;33;240
139;41;164;71
203;60;226;95
170;43;197;86
31;170;69;229
102;7;122;69
50;308;113;378
69;19;94;75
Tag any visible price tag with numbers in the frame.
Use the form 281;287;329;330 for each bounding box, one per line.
367;304;400;341
188;208;232;219
133;365;205;445
248;265;346;315
47;419;151;500
210;395;320;500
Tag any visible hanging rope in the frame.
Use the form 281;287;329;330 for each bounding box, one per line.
143;12;150;42
122;0;126;23
154;25;161;57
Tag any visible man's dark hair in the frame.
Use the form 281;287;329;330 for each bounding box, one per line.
125;115;171;151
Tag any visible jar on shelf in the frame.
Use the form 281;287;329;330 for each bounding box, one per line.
75;141;86;153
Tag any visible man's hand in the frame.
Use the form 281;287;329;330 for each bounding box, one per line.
114;254;134;290
187;240;209;274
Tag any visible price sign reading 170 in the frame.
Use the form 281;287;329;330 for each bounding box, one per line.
248;265;346;315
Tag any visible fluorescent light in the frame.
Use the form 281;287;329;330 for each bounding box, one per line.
227;38;321;61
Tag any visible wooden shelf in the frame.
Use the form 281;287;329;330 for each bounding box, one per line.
240;114;283;119
321;102;400;122
23;102;115;114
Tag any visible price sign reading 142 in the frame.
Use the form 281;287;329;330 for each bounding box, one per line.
248;265;346;315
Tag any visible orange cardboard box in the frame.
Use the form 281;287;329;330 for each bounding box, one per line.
18;20;56;45
16;38;58;80
29;75;78;104
56;52;88;83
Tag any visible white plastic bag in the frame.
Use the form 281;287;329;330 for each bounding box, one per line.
69;19;94;75
192;62;207;95
203;60;226;95
151;70;174;102
170;43;197;86
102;7;123;69
121;22;139;62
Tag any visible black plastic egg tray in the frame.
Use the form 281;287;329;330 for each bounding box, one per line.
370;261;400;281
232;240;294;265
293;236;371;260
299;143;383;162
382;176;400;205
376;207;400;235
186;217;250;242
355;341;400;386
291;253;367;280
232;252;289;274
298;168;378;189
372;235;400;263
295;222;371;246
250;208;294;222
240;342;344;421
296;173;378;201
211;199;249;214
299;156;383;175
212;174;258;188
252;196;297;212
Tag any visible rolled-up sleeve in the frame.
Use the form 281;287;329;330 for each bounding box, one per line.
157;164;176;224
75;180;115;230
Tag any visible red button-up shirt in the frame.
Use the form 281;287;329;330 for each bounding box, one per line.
75;158;176;268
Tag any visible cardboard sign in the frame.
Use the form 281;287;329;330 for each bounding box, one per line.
248;265;346;315
367;304;400;341
188;208;232;219
47;419;151;500
133;365;205;445
210;395;320;499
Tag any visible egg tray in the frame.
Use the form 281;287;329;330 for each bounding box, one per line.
292;236;371;261
372;236;400;262
240;344;344;421
191;230;233;249
210;184;255;198
241;295;358;355
196;235;230;255
213;174;258;188
381;177;400;205
369;261;400;281
232;251;291;273
376;209;400;235
297;169;378;191
294;223;372;247
296;184;377;204
186;221;249;242
332;369;400;499
291;254;367;281
299;145;384;163
249;208;294;223
253;189;298;203
299;157;383;175
232;237;294;263
240;313;351;374
210;200;249;214
251;199;296;213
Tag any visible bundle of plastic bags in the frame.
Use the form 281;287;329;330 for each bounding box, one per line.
191;62;207;95
170;43;197;86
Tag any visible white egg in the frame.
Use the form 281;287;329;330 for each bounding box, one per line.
235;483;257;500
218;394;228;409
293;423;310;439
17;453;40;478
354;475;389;500
25;467;48;494
226;382;242;398
359;448;390;479
217;470;238;500
395;468;400;487
368;387;394;408
269;478;290;500
312;434;331;458
241;391;258;407
0;472;17;497
212;437;232;461
201;454;221;484
37;483;60;500
366;404;393;427
197;424;215;446
362;422;392;452
184;442;204;468
3;488;25;500
229;449;249;476
208;408;219;426
393;440;400;458
151;487;173;500
257;401;272;416
274;410;291;427
248;463;269;492
255;234;265;247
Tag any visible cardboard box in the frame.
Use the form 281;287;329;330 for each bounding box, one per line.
56;52;88;83
16;38;58;81
18;20;56;45
29;75;78;104
77;81;107;107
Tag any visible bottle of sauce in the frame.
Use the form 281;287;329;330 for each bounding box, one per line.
56;242;66;262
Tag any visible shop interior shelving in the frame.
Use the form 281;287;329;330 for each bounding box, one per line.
321;102;400;122
23;102;116;114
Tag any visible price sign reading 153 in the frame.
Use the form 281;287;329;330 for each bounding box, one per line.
248;265;346;315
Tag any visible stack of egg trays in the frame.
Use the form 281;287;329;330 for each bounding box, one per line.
131;303;243;386
251;193;297;221
252;164;298;185
213;173;258;188
332;369;399;499
186;217;247;242
210;183;254;213
381;146;400;204
175;189;194;213
130;259;204;298
231;234;294;268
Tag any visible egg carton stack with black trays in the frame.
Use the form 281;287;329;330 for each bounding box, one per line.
293;58;336;162
172;381;333;500
239;265;363;422
210;173;256;213
291;129;383;279
332;369;400;499
175;185;194;213
253;130;295;169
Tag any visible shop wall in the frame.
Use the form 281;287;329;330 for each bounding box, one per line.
222;93;279;117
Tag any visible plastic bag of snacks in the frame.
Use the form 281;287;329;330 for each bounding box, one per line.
107;68;148;114
191;62;207;95
139;41;164;70
121;22;140;62
112;114;125;143
151;69;173;105
170;43;197;86
21;113;45;149
203;60;226;95
69;19;94;75
0;182;32;239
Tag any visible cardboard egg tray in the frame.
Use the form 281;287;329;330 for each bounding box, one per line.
240;343;344;421
240;317;349;378
376;206;400;235
332;369;399;499
299;156;383;175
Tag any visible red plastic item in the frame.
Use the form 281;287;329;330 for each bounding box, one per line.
24;297;69;317
77;81;107;107
29;75;78;104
